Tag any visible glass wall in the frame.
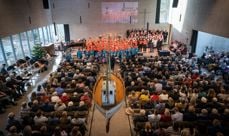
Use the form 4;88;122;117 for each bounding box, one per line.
20;32;31;57
2;37;15;65
0;24;63;65
12;34;24;60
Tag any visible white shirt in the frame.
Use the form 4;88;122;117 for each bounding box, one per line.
171;111;183;122
155;83;162;92
148;114;161;123
159;94;169;101
51;96;60;103
34;115;48;125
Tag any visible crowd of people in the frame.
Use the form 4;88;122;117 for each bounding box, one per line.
0;55;51;114
169;40;187;55
4;54;99;136
126;29;169;52
1;29;228;136
198;49;229;83
121;52;229;136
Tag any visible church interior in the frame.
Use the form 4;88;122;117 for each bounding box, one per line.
0;0;229;136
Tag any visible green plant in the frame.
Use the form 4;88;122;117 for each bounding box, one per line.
32;44;46;59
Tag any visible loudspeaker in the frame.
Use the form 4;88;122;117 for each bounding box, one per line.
147;22;149;33
159;50;170;56
43;0;49;9
130;16;132;24
64;24;70;42
172;0;179;8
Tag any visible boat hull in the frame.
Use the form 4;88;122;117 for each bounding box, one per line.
93;73;125;118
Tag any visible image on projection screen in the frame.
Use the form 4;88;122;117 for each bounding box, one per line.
102;2;138;23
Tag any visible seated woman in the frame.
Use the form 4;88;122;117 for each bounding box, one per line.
127;90;139;108
139;122;154;136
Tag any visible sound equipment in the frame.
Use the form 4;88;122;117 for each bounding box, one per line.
80;16;82;24
130;16;132;24
172;0;179;8
158;50;170;56
43;0;49;9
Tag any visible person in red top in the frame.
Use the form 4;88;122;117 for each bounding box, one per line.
80;92;92;107
160;108;172;122
60;93;70;104
150;92;159;103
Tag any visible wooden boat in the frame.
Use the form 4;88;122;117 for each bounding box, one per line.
93;52;125;133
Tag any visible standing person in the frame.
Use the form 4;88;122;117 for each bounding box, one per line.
110;56;115;71
77;49;83;59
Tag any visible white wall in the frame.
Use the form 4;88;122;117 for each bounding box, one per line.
169;0;229;46
51;0;170;40
0;0;52;37
196;31;229;57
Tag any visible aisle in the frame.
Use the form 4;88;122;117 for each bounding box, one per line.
88;64;132;136
89;104;132;136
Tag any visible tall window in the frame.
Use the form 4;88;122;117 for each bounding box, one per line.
12;34;24;59
56;24;65;42
2;37;15;65
43;26;49;44
50;24;56;42
21;32;31;56
0;39;6;64
33;29;41;45
27;30;35;54
160;0;171;23
46;25;53;43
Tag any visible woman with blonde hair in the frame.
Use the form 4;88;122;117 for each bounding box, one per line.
139;122;154;136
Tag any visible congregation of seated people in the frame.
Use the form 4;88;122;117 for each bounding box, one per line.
121;52;229;136
4;53;99;136
0;54;52;114
197;50;229;84
169;40;187;55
